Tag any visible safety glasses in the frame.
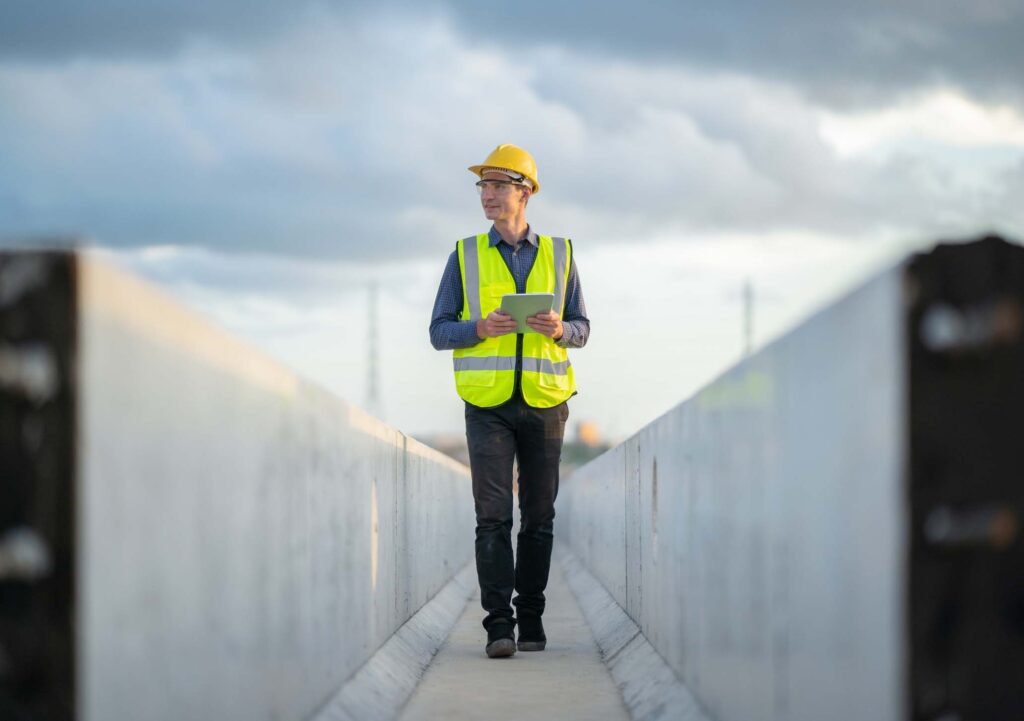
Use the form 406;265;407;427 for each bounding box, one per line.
475;180;526;195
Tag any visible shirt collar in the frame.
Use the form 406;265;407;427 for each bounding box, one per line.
488;225;538;248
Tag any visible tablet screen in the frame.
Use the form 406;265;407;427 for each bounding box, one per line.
499;293;554;334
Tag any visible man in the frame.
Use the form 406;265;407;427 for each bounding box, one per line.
429;144;590;658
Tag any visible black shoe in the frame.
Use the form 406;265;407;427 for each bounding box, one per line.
485;622;516;658
516;616;546;651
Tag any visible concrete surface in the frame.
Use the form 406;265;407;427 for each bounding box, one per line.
398;556;630;721
311;563;476;721
74;256;475;721
560;546;712;721
558;266;908;721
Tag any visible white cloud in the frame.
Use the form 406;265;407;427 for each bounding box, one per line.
818;88;1024;157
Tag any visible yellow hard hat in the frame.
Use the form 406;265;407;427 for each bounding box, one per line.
468;144;540;194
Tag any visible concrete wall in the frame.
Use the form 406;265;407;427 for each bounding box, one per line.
75;256;474;721
559;267;907;721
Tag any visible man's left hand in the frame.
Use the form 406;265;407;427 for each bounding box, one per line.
526;310;563;340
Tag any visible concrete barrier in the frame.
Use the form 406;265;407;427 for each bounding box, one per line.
558;236;1024;721
0;252;474;721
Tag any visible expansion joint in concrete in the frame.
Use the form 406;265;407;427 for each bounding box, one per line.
557;545;715;721
603;628;641;665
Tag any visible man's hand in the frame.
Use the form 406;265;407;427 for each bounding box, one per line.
477;310;519;338
526;310;563;340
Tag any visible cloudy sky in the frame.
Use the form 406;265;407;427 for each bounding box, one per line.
2;1;1022;439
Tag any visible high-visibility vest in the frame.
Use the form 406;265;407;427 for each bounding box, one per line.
453;233;576;408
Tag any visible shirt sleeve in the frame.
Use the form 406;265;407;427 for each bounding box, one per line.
429;249;484;350
556;245;590;349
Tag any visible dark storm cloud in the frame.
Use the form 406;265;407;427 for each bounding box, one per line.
1;0;1021;107
0;1;306;60
445;0;1024;108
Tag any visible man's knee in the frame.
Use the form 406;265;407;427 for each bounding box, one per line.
475;512;513;533
519;514;554;536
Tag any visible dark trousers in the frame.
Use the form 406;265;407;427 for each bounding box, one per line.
465;395;569;631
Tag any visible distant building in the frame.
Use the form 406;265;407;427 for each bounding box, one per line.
575;420;602;447
562;419;612;477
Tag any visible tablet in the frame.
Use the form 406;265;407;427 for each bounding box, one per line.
499;293;554;334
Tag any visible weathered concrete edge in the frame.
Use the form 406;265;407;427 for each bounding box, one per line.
558;545;715;721
309;561;476;721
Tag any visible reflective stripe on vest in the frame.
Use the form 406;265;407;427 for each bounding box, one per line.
453;356;571;375
453;234;576;408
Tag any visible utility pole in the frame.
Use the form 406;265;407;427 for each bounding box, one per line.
743;278;754;357
367;280;382;419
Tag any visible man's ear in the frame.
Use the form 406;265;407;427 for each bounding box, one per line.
521;188;532;207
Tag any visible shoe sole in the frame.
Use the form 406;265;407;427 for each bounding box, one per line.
486;638;516;658
517;640;546;652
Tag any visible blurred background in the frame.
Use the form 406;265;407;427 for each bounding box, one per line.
1;0;1022;451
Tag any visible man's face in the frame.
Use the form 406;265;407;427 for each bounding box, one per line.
479;170;529;221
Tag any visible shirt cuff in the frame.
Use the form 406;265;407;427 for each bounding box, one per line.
556;322;574;348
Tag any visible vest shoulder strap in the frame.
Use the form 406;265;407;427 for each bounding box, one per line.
545;237;571;314
458;235;489;321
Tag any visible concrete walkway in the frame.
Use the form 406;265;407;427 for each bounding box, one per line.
398;558;630;721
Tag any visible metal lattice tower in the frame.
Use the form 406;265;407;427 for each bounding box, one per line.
367;280;382;418
743;278;754;357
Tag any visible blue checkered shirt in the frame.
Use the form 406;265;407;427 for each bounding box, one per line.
429;226;590;356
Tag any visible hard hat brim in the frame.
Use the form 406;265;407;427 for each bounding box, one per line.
468;164;540;193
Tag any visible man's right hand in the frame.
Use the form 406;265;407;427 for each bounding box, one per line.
476;310;519;339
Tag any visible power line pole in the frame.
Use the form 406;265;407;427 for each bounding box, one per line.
743;278;754;357
367;280;382;418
